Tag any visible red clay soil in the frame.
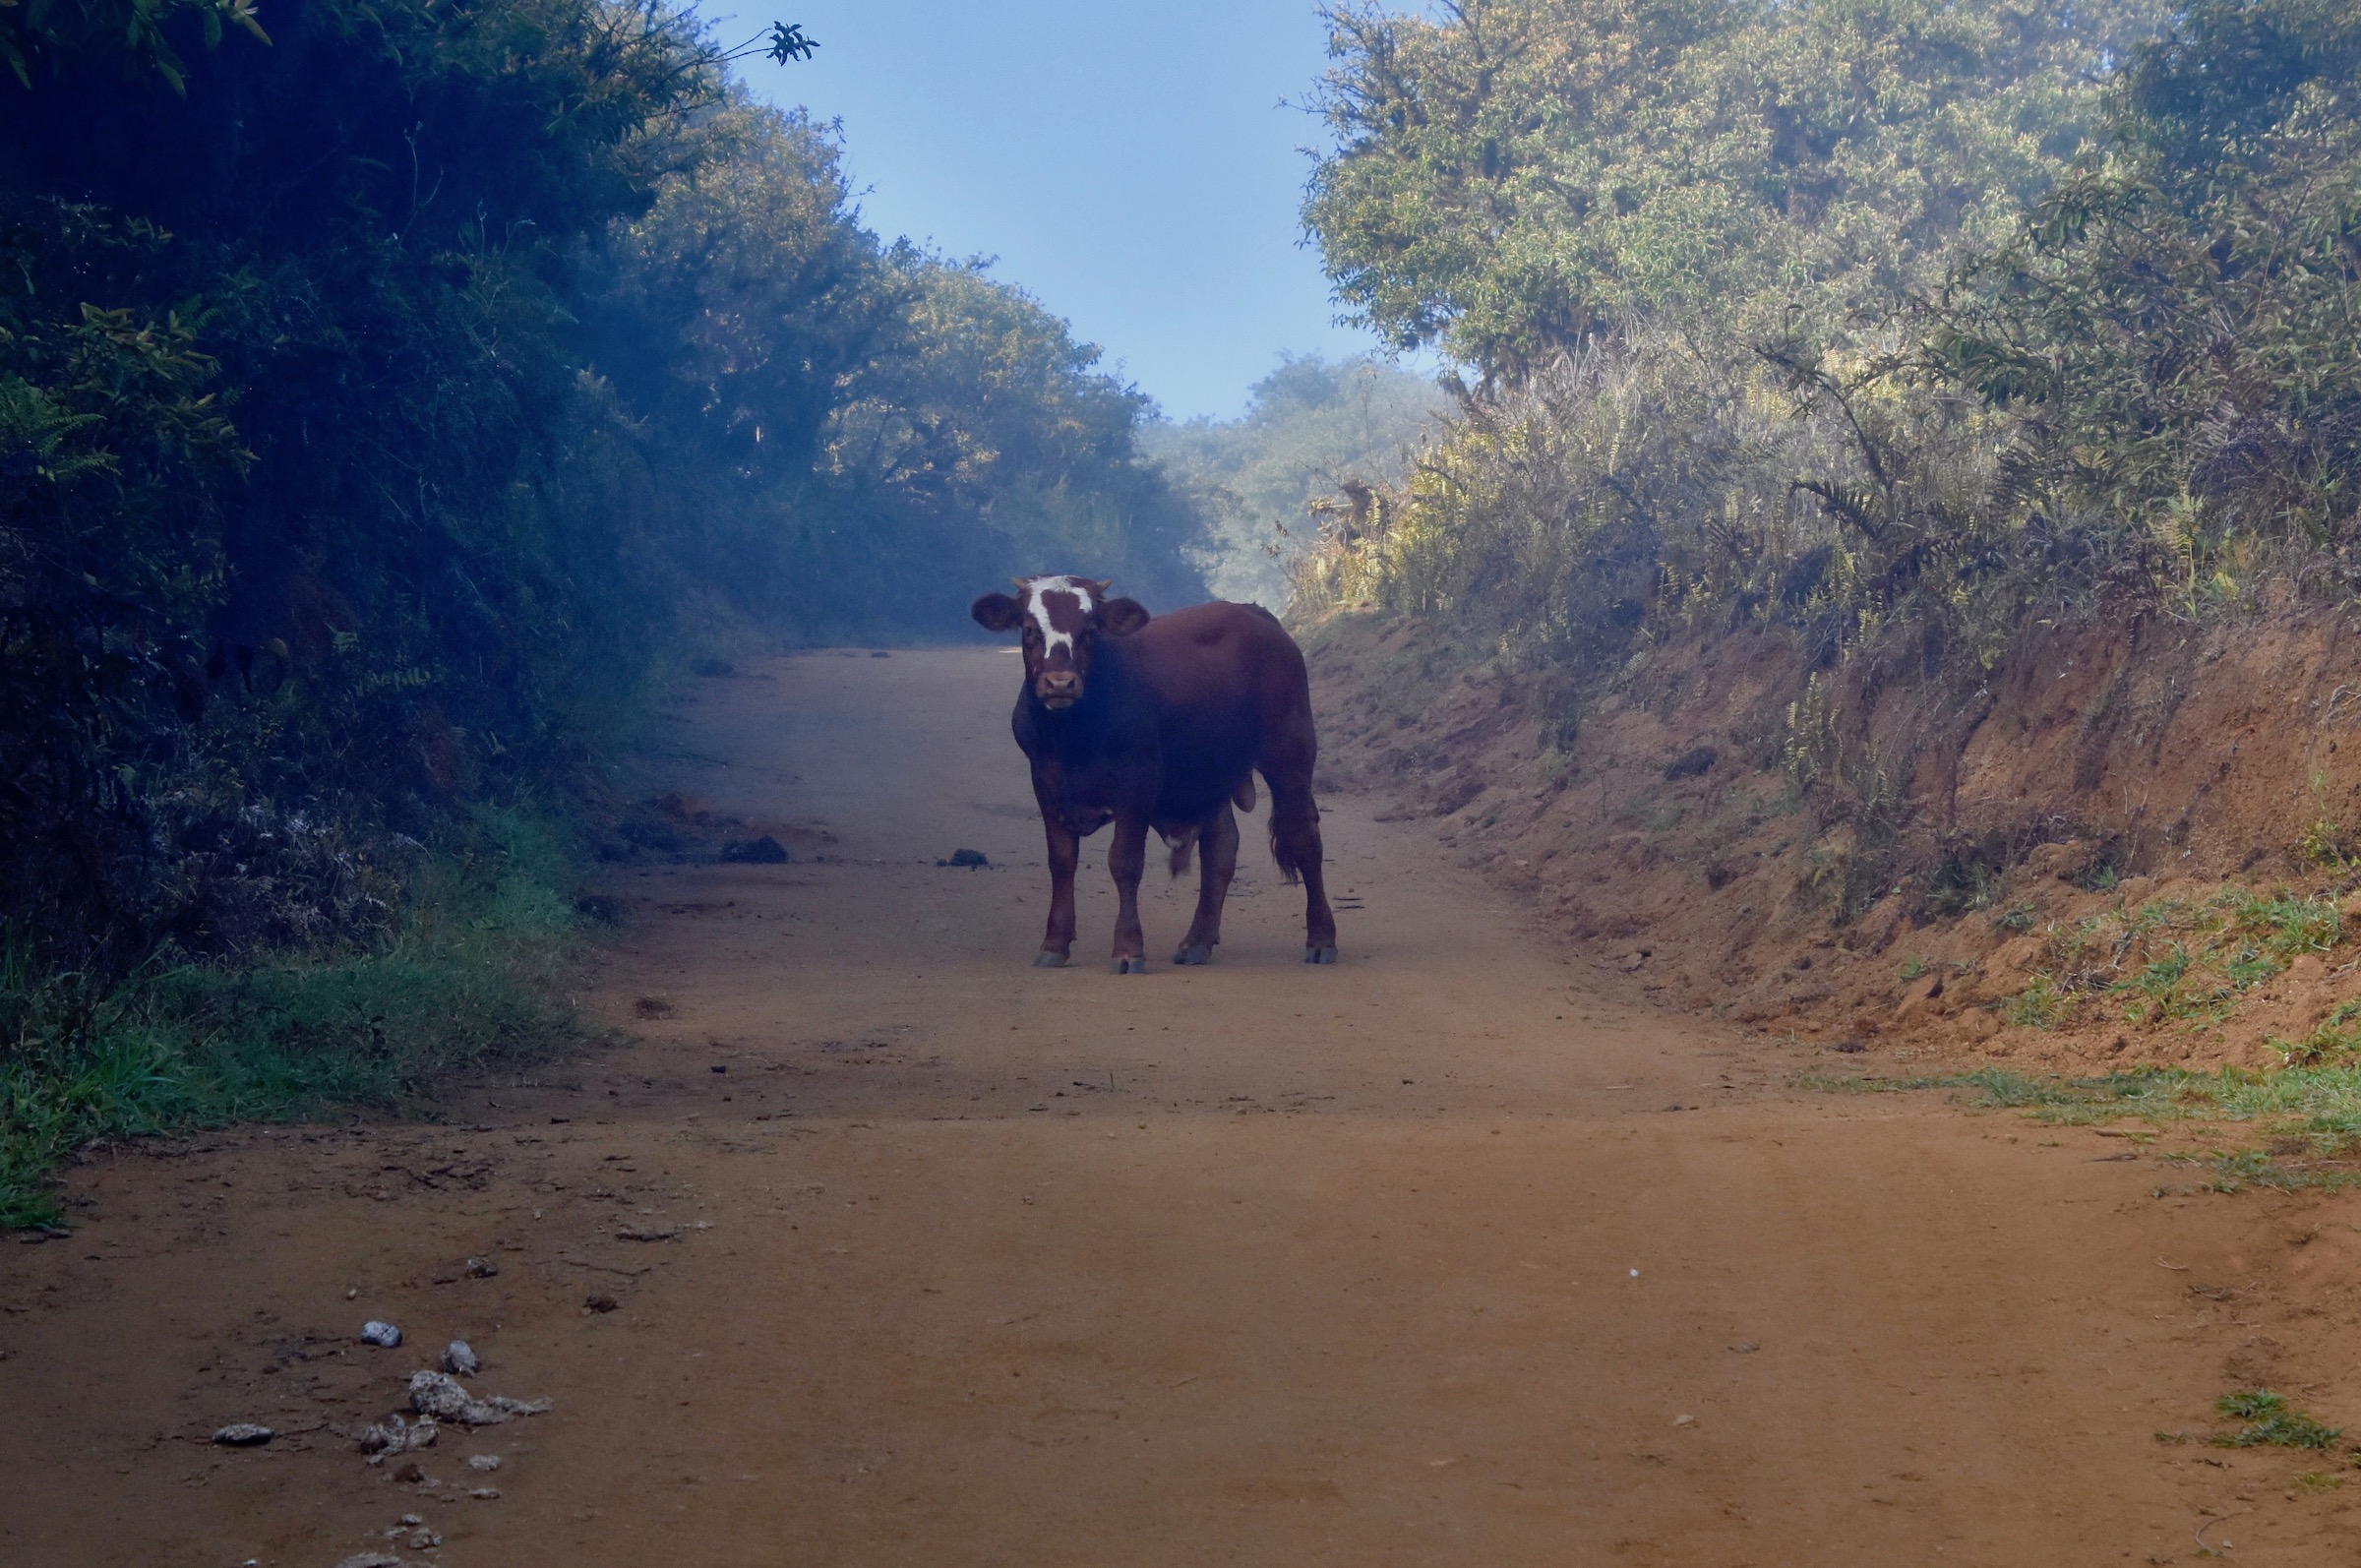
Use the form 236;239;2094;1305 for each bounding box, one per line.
5;648;2361;1565
1302;598;2361;1073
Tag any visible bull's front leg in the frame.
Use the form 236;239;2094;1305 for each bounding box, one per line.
1107;810;1151;974
1035;801;1080;968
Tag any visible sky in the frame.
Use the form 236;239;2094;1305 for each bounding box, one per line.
739;1;1396;421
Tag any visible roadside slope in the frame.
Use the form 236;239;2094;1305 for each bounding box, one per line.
1303;603;2361;1073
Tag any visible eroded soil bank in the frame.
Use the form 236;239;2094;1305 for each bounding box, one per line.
1303;601;2361;1075
6;648;2361;1565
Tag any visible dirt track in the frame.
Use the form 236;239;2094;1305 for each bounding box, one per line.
9;648;2361;1566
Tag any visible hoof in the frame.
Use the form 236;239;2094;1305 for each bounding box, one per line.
1173;943;1213;966
1113;955;1149;975
1305;945;1339;965
1033;951;1069;968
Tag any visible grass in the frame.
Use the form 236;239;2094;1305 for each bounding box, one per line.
1808;1062;2361;1127
2297;817;2357;874
1805;1063;2361;1190
2273;999;2361;1066
2216;1391;2343;1449
2004;973;2070;1029
0;808;594;1229
2001;885;2344;1030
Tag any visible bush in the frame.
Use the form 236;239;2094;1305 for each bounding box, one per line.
0;809;588;1227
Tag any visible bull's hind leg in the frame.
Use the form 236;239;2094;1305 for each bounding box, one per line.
1173;802;1240;966
1266;772;1338;964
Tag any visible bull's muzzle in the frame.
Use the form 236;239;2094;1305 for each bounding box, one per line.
1037;670;1080;707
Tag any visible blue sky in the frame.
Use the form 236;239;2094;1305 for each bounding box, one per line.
738;1;1393;421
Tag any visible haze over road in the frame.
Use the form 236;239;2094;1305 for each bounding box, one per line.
6;649;2354;1565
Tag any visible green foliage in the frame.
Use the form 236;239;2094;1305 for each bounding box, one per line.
2006;972;2070;1028
1140;354;1444;605
2023;887;2343;1027
0;3;1205;969
1923;0;2361;575
2297;816;2358;872
2215;1390;2342;1449
836;253;1208;615
0;0;268;91
2272;1000;2361;1067
0;810;588;1228
0;0;1208;1194
1307;0;2152;379
1296;0;2361;898
1813;1060;2361;1152
1296;0;2117;703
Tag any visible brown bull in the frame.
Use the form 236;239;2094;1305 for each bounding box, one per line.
970;575;1338;972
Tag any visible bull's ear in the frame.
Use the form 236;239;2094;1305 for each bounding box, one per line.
971;593;1023;633
1099;596;1151;636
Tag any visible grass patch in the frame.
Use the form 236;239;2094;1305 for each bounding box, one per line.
1805;1063;2361;1191
2273;999;2361;1067
2001;885;2343;1031
2161;1147;2361;1194
2005;972;2070;1028
2297;817;2358;874
1810;1063;2361;1126
2216;1391;2343;1449
0;808;594;1229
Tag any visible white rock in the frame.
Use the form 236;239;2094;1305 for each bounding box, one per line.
360;1320;403;1348
441;1341;480;1376
408;1370;549;1426
355;1414;438;1455
212;1422;275;1446
467;1454;502;1472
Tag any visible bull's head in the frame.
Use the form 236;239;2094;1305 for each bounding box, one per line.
971;575;1151;709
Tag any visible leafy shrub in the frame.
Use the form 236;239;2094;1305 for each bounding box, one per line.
0;809;588;1227
0;3;1208;973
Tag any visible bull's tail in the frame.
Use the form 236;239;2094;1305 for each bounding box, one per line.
1164;827;1198;878
1265;771;1319;886
1269;820;1304;886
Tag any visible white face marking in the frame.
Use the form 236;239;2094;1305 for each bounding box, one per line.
1024;574;1095;658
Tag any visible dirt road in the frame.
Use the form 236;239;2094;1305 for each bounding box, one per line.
9;648;2361;1566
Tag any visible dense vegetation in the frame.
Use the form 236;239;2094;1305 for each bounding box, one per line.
1295;0;2361;869
1141;354;1442;605
0;0;1204;961
0;0;1203;1218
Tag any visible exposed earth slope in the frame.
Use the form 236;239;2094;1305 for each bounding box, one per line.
1304;603;2361;1075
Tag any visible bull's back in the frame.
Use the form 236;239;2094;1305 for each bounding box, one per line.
1130;601;1311;816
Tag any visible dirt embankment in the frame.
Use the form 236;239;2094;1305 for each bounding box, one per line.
1303;598;2361;1072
